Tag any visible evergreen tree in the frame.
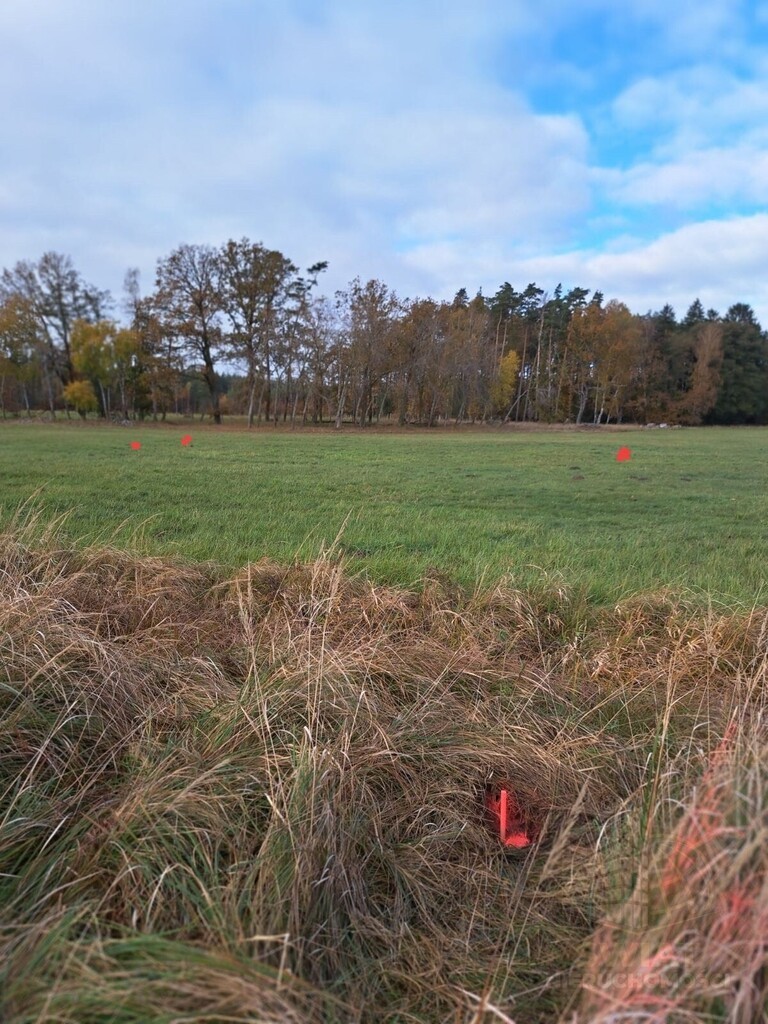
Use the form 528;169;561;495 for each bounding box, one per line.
709;304;768;424
682;298;705;328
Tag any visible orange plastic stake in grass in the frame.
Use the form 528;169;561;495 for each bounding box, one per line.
616;446;631;461
485;788;532;848
181;434;192;447
130;441;141;451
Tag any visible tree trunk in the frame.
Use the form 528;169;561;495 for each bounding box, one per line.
290;388;300;427
45;369;55;419
264;348;272;422
593;390;605;424
255;379;266;424
398;375;409;426
98;380;108;419
247;378;257;428
201;355;221;424
575;383;588;424
532;315;544;420
335;381;347;429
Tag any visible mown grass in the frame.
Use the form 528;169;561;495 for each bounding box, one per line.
1;521;766;1023
1;421;767;606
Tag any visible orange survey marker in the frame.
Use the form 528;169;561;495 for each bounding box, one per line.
485;787;533;849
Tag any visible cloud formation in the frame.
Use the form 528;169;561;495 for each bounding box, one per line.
0;0;767;321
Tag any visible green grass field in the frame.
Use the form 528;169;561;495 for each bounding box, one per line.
2;424;767;1022
1;421;766;604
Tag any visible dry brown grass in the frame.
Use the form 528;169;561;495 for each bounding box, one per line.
1;519;766;1022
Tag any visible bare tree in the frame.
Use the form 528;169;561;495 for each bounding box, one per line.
337;278;401;427
154;244;225;423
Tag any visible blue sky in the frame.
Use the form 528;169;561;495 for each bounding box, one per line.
2;0;768;322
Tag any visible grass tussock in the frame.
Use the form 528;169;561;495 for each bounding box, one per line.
1;519;766;1023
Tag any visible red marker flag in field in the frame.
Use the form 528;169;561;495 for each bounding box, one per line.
485;787;533;849
181;434;192;447
130;441;141;451
616;446;631;462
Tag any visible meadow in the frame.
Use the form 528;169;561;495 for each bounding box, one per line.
1;421;767;606
1;422;767;1023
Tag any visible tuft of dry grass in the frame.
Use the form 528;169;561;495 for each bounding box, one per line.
574;713;768;1023
1;519;766;1022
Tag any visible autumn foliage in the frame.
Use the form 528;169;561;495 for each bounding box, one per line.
62;378;98;417
2;249;767;425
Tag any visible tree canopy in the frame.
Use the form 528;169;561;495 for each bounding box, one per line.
1;246;767;427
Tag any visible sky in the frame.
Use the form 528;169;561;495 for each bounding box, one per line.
2;0;768;323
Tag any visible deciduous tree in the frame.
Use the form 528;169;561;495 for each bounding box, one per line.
219;239;299;426
494;349;521;419
63;379;98;419
0;252;109;392
154;245;224;423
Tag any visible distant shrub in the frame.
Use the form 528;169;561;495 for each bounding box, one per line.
63;379;98;418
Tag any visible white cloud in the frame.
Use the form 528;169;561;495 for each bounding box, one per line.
612;66;768;147
598;144;768;208
602;58;768;213
511;215;768;321
0;0;592;304
0;0;766;323
402;213;768;325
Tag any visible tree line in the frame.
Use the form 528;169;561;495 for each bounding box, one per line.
1;243;767;426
